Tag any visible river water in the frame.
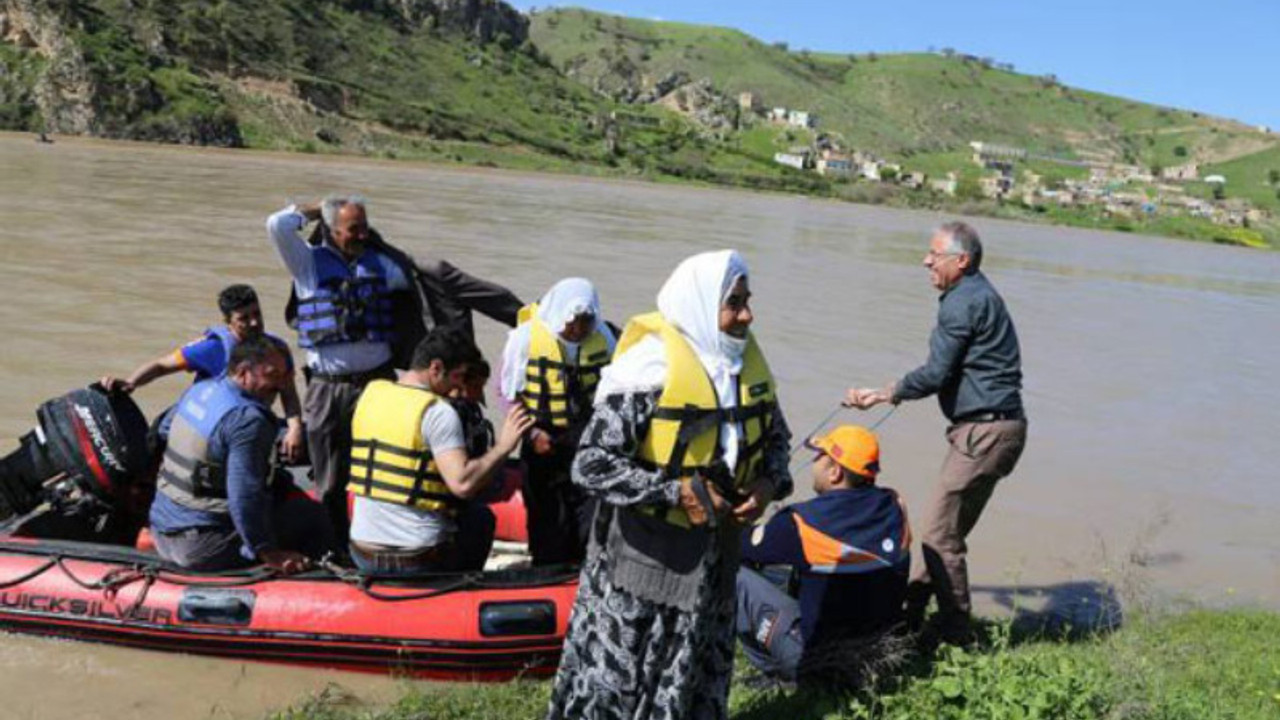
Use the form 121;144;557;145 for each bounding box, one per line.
1;134;1277;717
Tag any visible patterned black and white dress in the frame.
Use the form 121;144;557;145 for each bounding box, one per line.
546;391;791;720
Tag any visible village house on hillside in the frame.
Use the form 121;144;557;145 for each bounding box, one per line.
1162;163;1199;181
767;107;816;129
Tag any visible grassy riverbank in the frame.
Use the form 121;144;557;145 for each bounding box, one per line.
270;608;1280;720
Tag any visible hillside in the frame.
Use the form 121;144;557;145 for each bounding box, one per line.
0;0;621;167
3;1;1277;245
529;7;1275;170
1;0;825;187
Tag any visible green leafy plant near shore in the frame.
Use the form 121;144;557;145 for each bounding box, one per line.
268;609;1280;720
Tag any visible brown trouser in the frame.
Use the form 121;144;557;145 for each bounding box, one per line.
303;365;395;546
909;418;1027;618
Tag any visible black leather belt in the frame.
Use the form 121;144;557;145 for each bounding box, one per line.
955;408;1025;423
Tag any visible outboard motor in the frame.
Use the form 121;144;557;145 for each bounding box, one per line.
0;384;151;541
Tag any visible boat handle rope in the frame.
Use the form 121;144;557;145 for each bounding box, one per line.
0;553;579;607
321;556;481;602
0;557;57;590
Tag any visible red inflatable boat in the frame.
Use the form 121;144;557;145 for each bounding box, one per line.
0;532;577;680
0;385;569;680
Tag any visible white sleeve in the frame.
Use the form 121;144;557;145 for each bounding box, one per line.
421;401;466;453
265;205;316;291
499;324;532;401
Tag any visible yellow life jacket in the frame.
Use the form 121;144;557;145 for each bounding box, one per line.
615;312;777;528
348;380;459;515
521;302;613;430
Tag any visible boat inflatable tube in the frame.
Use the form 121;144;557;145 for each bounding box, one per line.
0;385;150;525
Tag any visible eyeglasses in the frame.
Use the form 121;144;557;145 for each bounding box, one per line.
925;249;965;261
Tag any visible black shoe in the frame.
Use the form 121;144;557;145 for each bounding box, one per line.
903;582;932;633
933;612;977;648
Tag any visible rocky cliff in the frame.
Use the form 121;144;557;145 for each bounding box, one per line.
0;0;534;146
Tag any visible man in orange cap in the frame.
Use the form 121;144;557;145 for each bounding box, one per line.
735;425;910;681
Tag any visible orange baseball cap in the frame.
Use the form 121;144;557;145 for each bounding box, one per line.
805;425;880;480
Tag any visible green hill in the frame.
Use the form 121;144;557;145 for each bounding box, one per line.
530;7;1280;217
3;1;1277;244
0;0;618;168
0;0;819;186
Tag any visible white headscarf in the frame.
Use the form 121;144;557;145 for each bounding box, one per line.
656;250;750;378
596;249;751;470
536;277;601;337
499;278;612;401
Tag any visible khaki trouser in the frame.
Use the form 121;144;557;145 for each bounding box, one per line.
909;418;1027;618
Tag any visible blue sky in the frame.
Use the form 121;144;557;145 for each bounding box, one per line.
515;1;1280;129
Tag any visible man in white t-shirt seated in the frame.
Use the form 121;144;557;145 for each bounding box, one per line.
346;328;534;575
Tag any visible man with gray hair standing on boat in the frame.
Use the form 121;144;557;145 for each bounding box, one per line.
844;220;1026;644
267;196;523;545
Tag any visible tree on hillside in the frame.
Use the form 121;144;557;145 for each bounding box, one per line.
1212;184;1226;201
1268;168;1280;185
773;41;788;52
941;47;956;58
1173;145;1187;157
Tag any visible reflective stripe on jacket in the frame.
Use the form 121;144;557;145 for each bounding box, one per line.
348;380;458;515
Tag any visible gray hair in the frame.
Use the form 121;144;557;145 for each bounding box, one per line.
937;220;983;273
320;194;368;227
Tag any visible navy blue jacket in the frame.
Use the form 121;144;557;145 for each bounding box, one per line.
741;486;910;644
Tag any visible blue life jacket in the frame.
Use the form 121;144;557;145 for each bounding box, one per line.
294;247;396;349
156;378;260;511
198;326;289;381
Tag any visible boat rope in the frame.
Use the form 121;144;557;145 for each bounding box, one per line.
787;404;846;458
320;556;482;602
0;557;57;589
0;551;578;604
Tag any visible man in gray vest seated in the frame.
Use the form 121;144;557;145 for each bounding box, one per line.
149;336;335;574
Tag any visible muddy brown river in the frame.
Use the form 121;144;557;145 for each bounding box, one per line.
1;134;1277;718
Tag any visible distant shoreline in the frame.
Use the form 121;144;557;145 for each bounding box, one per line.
6;130;1272;250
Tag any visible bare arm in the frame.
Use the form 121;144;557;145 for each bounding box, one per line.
433;406;534;499
277;375;305;464
101;351;185;394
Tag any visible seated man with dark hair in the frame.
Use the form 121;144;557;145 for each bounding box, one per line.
737;425;911;681
149;336;335;573
101;283;305;463
347;329;534;575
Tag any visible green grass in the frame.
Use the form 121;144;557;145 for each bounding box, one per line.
266;609;1280;720
1202;144;1280;213
530;8;1261;165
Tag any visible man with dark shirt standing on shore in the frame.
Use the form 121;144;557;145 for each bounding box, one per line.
845;221;1027;641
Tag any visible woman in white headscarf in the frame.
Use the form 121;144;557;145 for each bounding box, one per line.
547;251;791;720
499;278;617;565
